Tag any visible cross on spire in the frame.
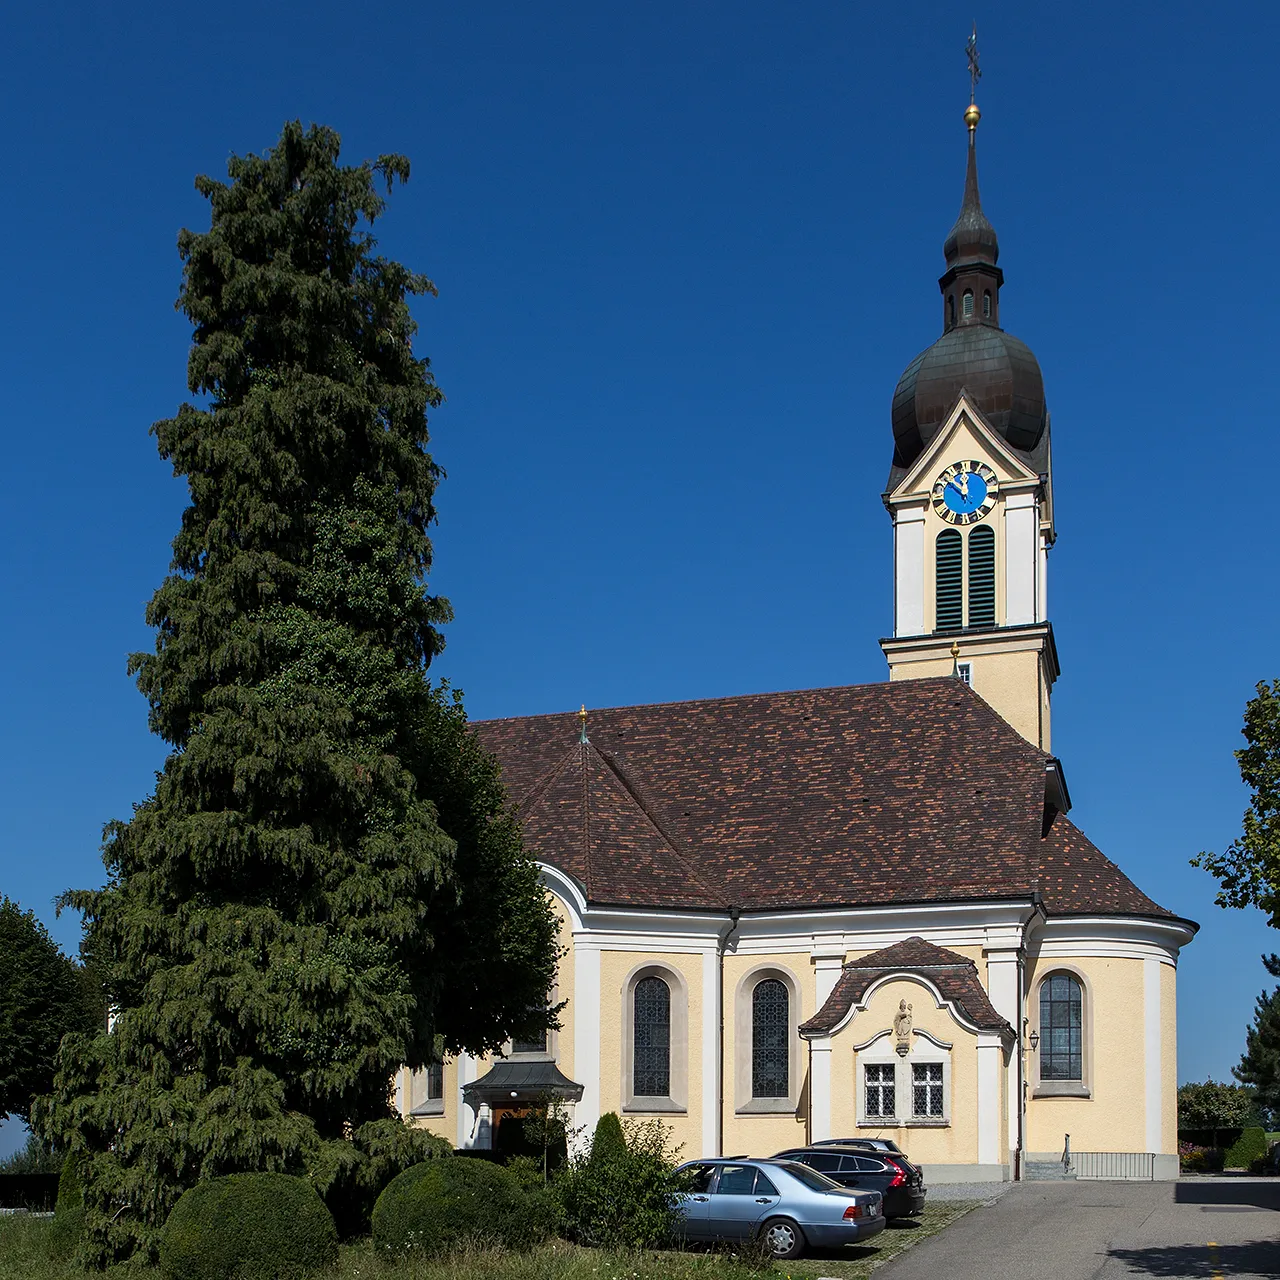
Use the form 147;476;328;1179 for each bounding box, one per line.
966;22;981;104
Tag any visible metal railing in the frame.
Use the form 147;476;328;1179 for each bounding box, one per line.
1074;1151;1156;1180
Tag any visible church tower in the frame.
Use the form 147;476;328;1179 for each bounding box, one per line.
879;91;1057;751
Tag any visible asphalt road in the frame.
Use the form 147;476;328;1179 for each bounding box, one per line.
880;1178;1280;1279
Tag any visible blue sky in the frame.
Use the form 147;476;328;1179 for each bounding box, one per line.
1;2;1277;1153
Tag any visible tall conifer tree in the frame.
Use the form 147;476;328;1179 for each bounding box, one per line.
36;122;557;1263
1236;955;1280;1126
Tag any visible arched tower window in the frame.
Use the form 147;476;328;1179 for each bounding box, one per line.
1039;973;1083;1081
983;290;992;318
962;290;974;318
633;975;671;1097
935;530;962;631
967;525;995;627
751;979;789;1098
948;295;956;327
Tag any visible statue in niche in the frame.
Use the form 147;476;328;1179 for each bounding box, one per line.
893;999;913;1056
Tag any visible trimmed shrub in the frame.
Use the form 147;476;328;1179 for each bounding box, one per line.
322;1117;452;1239
558;1118;688;1250
47;1153;85;1259
589;1111;627;1164
372;1156;555;1256
1225;1127;1269;1170
159;1173;337;1280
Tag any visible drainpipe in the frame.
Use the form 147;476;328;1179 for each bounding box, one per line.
716;906;741;1156
1015;891;1045;1181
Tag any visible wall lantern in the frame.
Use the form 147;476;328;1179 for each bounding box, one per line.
1028;1029;1040;1052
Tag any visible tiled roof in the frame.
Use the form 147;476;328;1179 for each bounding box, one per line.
473;678;1177;921
799;936;1014;1037
1037;810;1171;919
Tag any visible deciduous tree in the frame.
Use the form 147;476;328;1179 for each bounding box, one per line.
1194;679;1280;925
0;897;100;1123
34;121;557;1265
1176;1078;1257;1145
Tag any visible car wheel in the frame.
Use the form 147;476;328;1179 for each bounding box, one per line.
760;1216;805;1260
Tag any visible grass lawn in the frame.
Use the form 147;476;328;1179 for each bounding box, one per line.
0;1200;982;1280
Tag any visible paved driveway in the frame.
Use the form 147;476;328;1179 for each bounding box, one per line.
880;1178;1280;1279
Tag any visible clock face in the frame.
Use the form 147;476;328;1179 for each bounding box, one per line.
932;460;998;524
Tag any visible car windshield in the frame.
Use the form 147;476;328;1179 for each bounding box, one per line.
775;1160;843;1192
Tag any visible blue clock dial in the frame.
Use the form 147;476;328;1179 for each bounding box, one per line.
931;461;998;525
943;471;988;514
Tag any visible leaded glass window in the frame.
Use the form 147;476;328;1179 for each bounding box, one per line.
864;1062;895;1118
1039;973;1083;1081
751;979;789;1098
633;975;671;1097
425;1062;444;1101
512;1028;548;1055
912;1062;944;1117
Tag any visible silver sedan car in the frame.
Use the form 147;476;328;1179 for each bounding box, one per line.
673;1157;885;1260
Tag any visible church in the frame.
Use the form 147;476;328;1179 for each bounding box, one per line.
397;90;1196;1183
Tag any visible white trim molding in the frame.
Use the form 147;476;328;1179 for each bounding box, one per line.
573;945;602;1140
809;1038;833;1141
1144;956;1163;1153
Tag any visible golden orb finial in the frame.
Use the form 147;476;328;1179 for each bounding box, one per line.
964;101;981;131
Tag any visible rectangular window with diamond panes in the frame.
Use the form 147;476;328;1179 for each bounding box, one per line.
865;1062;896;1118
912;1062;944;1118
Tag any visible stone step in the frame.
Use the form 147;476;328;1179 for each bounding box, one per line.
1023;1161;1077;1181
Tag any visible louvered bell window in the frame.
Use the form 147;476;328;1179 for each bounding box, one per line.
633;976;671;1097
962;290;974;318
967;525;995;627
935;530;963;631
751;979;789;1098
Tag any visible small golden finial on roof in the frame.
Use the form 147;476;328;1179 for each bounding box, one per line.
578;703;589;744
950;640;962;678
965;23;982;133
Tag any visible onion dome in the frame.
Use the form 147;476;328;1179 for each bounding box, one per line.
891;103;1047;470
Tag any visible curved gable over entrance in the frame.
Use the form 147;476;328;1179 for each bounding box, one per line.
800;937;1015;1041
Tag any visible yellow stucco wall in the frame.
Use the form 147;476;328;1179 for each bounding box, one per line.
830;977;989;1165
1024;955;1148;1154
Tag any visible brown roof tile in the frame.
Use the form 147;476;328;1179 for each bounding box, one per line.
474;678;1176;921
799;937;1014;1038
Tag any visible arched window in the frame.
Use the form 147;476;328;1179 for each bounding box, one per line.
752;979;789;1098
935;529;962;631
962;290;974;318
983;290;992;318
633;975;671;1097
967;525;995;627
948;295;956;327
1039;973;1083;1081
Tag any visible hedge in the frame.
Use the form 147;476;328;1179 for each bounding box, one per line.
372;1157;555;1256
1225;1126;1269;1171
159;1172;337;1280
